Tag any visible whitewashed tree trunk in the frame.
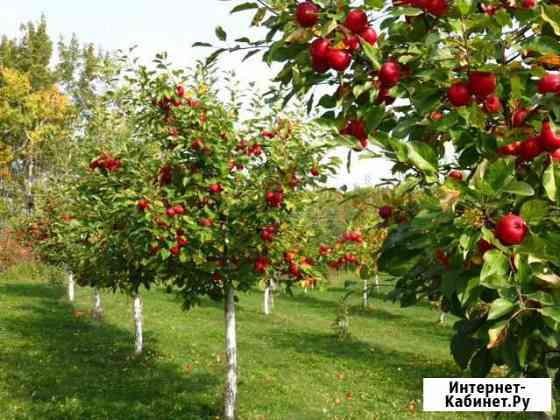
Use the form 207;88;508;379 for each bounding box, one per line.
133;293;143;355
439;312;447;324
269;278;275;309
24;158;34;216
93;288;103;319
67;273;75;303
363;278;368;308
374;273;380;292
263;282;271;315
224;283;238;420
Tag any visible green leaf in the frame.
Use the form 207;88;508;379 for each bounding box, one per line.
451;334;480;369
365;0;385;9
543;162;557;201
230;2;258;13
215;26;227;41
192;42;212;48
480;250;511;289
487;298;515;320
538;306;560;323
542;5;560;36
503;180;534;196
456;0;473;15
520;199;549;224
406;142;438;178
361;41;381;70
470;347;493;376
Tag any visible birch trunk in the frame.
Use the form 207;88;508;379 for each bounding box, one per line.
93;288;103;319
363;278;368;308
133;293;143;355
67;273;75;303
224;283;238;420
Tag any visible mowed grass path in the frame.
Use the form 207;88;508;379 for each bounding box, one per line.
0;269;529;420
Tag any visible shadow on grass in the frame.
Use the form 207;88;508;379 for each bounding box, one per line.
268;329;461;387
0;283;220;420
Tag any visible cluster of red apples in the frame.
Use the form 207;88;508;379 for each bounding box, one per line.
89;152;122;173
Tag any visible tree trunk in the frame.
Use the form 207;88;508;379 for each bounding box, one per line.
363;278;368;308
67;273;75;303
224;283;238;420
133;293;143;355
263;281;271;315
92;288;103;319
374;273;380;292
439;312;447;324
24;158;34;216
269;278;275;309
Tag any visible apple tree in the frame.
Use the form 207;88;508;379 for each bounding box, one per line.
217;0;560;403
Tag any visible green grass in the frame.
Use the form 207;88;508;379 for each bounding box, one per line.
0;266;531;419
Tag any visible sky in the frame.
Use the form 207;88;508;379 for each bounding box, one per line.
0;0;394;188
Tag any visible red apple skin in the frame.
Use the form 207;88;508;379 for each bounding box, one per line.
497;141;522;156
344;35;360;51
495;214;528;246
379;205;393;219
478;239;494;254
468;71;496;98
431;111;444;121
484;95;502;113
518;136;544;161
551;148;560;161
448;170;463;181
176;84;185;97
326;48;352;72
312;57;330;73
173;205;185;215
522;0;536;9
166;208;176;217
448;83;472;107
344;9;368;33
137;199;150;211
379;62;401;87
538;73;560;94
310;38;330;61
540;120;560;151
512;108;529;127
296;1;320;27
360;27;377;45
425;0;449;16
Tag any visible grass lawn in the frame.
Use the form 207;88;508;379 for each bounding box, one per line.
0;265;531;419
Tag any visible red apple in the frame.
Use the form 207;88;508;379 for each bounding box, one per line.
170;244;181;256
359;27;377;46
311;166;320;176
538;73;560;94
518;136;544;161
173;205;185;215
344;9;368;33
199;218;213;227
191;138;204;150
344;35;360;51
296;1;320;27
379;62;401;87
425;0;449;16
137;199;150;211
431;111;444;121
176;84;185;97
448;82;472;107
310;38;330;61
551;148;560;161
312;57;330;73
522;0;536;8
495;214;527;245
166;208;176;217
379;205;393;219
448;170;463;181
468;71;496;98
484;95;502;113
326;48;352;72
255;256;270;273
497;141;521;155
209;183;223;193
478;239;494;254
540;120;560;151
512;108;529;127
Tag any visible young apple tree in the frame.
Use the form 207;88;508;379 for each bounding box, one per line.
217;0;560;409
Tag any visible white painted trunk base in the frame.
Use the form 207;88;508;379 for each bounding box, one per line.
93;288;103;319
263;284;271;315
224;284;238;420
68;273;75;303
133;294;143;355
